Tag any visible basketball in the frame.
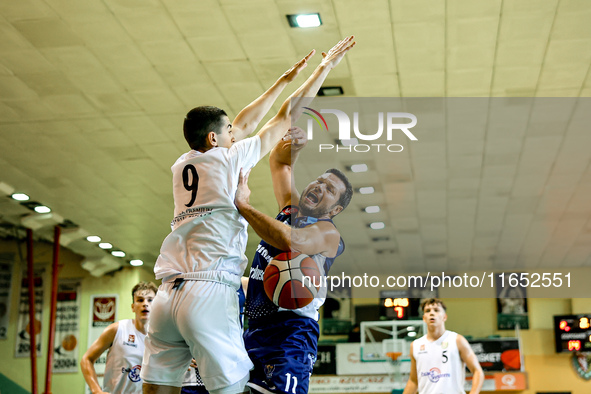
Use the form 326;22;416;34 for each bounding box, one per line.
263;251;322;310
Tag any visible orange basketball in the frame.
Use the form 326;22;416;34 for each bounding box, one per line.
263;251;321;310
62;334;78;351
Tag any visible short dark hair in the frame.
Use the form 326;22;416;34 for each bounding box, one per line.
325;168;353;212
420;298;446;312
183;106;228;150
131;281;157;299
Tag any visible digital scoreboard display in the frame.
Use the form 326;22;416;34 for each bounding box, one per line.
553;314;591;353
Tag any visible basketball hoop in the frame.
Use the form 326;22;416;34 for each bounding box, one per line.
386;351;403;366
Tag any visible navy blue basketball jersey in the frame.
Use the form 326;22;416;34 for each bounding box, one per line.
244;205;345;323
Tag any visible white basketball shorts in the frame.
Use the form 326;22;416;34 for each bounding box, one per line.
141;275;253;390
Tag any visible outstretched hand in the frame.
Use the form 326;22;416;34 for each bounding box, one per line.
321;36;356;69
282;50;316;83
235;168;252;211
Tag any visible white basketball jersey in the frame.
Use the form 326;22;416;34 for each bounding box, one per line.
412;330;465;394
154;136;261;281
103;319;146;394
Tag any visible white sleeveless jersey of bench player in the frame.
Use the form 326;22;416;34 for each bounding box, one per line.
103;319;146;394
412;330;465;394
154;136;261;281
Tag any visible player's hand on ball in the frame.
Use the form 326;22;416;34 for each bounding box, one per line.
235;168;252;211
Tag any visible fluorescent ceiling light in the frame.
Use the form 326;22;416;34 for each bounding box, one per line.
370;222;385;230
11;193;29;201
87;236;101;243
99;242;113;249
34;205;51;213
350;164;368;173
287;13;322;28
364;205;380;213
130;259;143;266
319;86;344;96
111;251;125;257
359;187;375;195
408;331;417;337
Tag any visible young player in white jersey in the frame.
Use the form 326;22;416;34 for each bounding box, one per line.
141;37;356;394
403;298;484;394
234;126;352;394
81;281;157;394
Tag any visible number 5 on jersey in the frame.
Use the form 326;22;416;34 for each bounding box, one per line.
183;164;199;207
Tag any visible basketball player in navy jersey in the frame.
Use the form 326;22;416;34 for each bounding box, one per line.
234;126;353;394
403;298;484;394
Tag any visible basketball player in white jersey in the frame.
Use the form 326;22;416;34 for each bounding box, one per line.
141;37;356;394
81;281;157;394
402;298;484;394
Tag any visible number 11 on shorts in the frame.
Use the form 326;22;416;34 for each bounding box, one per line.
284;373;298;393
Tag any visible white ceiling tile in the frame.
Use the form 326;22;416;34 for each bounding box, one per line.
0;20;34;51
139;40;197;67
132;89;185;113
117;9;182;42
188;35;247;62
552;9;591;40
447;0;502;18
12;18;84;48
0;49;57;75
19;72;79;96
447;18;499;48
67;71;124;94
538;64;589;89
239;32;296;60
173;83;228;110
0;0;55;21
334;0;390;27
391;0;445;23
86;92;142;114
0;75;38;100
399;71;445;96
41;46;105;75
203;60;257;85
69;18;134;46
42;94;97;115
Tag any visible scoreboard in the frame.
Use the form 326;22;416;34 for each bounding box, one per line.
553;314;591;353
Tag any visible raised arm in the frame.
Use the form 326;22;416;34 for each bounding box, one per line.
234;169;341;256
458;335;484;394
232;50;315;141
256;36;355;157
269;126;307;209
80;322;118;394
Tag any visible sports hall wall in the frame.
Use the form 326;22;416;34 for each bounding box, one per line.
0;237;155;393
339;292;591;394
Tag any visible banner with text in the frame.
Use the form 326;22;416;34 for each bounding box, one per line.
53;279;82;373
15;265;45;358
0;253;15;340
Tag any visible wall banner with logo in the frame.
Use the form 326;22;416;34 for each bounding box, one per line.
15;265;45;358
468;338;521;372
53;279;82;373
0;253;15;340
86;294;118;393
